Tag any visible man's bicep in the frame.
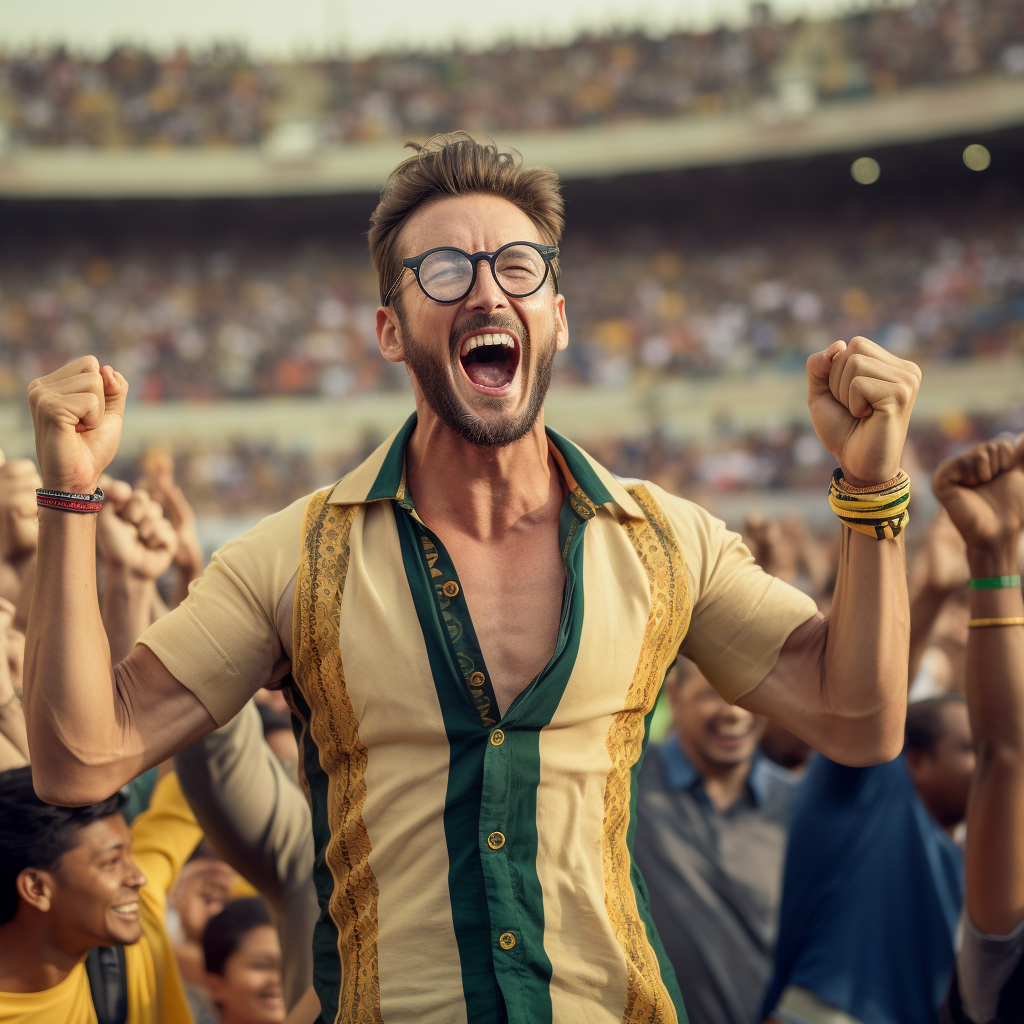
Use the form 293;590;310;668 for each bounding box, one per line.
115;644;218;767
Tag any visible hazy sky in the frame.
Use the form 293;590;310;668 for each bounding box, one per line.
0;0;899;57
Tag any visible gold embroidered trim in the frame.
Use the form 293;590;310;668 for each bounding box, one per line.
292;489;383;1024
603;482;691;1024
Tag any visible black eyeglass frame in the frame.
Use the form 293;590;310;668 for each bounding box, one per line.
383;241;559;306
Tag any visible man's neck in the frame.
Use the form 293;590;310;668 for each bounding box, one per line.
678;734;756;812
406;405;559;541
0;918;84;993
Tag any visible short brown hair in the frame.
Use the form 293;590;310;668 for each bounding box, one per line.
368;132;564;305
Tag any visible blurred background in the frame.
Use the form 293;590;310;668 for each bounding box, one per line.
1;0;1023;551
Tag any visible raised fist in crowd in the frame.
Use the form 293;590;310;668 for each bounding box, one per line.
932;433;1024;565
97;478;179;582
0;449;42;607
27;356;128;494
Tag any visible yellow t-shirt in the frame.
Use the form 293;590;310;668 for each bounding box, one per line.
0;773;201;1024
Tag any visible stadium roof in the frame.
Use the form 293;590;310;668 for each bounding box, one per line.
1;76;1021;199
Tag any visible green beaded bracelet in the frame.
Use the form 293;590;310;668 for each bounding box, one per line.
969;575;1022;589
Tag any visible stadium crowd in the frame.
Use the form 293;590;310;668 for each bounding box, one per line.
2;423;1023;1023
2;197;1023;405
1;0;1023;149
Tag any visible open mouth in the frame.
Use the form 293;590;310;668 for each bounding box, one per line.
459;331;521;392
111;901;139;920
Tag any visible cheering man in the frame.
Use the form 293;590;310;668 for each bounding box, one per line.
24;133;920;1024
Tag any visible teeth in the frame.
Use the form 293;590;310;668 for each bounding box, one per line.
112;903;139;915
460;333;516;356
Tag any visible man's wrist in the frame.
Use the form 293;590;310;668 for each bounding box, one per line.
966;538;1021;579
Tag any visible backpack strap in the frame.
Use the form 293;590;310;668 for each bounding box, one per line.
85;945;128;1024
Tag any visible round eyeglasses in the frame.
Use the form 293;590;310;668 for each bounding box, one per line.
384;241;559;306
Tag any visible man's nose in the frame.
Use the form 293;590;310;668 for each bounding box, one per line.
464;258;509;312
126;860;146;891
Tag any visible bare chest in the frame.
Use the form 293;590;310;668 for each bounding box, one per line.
433;526;566;717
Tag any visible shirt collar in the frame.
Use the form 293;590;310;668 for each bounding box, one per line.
656;733;771;808
328;412;645;523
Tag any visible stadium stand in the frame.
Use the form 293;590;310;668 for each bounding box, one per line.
2;1;1023;149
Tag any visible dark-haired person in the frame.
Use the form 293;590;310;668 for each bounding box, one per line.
762;695;974;1024
634;658;801;1024
0;766;201;1023
930;434;1024;1024
25;133;921;1023
202;898;285;1024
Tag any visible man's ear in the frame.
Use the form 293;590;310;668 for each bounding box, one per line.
16;867;54;913
377;307;406;364
205;972;228;1005
554;293;569;352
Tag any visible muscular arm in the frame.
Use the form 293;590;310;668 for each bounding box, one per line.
934;435;1024;936
737;337;921;766
25;507;214;806
740;527;908;765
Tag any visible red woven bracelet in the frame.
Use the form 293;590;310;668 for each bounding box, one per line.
36;493;104;514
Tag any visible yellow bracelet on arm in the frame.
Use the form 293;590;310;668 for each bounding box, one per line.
827;468;910;540
968;617;1024;628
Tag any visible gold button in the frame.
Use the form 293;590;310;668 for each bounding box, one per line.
442;581;459;598
490;729;504;746
469;671;486;688
498;931;517;950
487;831;505;850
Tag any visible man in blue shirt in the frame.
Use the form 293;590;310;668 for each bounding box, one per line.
763;696;974;1024
635;658;799;1024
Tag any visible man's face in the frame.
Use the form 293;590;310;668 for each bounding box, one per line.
377;194;569;447
669;663;766;769
907;702;976;831
34;814;147;950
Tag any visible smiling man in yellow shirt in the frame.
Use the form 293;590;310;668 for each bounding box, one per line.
0;767;200;1024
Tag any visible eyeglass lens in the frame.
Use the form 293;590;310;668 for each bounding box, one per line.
418;245;548;302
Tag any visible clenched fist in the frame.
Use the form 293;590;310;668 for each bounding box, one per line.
807;336;921;486
0;449;42;562
932;434;1024;558
97;478;179;582
27;356;128;494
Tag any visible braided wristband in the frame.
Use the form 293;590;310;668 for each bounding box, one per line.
969;576;1021;589
827;468;910;540
36;487;104;514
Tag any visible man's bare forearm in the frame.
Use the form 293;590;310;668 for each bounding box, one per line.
23;508;124;798
964;540;1024;935
102;567;157;666
745;525;909;766
819;527;909;759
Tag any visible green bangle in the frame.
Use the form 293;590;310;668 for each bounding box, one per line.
969;575;1022;589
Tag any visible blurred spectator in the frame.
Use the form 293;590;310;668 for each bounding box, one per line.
201;897;285;1024
634;657;798;1024
0;598;28;771
0;452;40;607
0;767;201;1024
1;0;1022;148
763;697;973;1024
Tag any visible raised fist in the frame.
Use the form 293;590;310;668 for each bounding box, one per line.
806;336;921;486
932;434;1024;555
97;478;179;582
27;356;128;495
0;449;42;562
138;449;204;580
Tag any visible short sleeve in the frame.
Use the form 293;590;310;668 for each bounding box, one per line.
958;908;1024;1024
649;483;818;704
139;492;312;726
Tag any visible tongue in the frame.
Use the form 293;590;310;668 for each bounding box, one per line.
465;359;513;389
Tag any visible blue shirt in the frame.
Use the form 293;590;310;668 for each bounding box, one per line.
762;755;964;1024
635;736;799;1024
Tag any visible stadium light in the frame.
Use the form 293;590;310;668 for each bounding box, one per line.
851;157;880;185
963;144;991;171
